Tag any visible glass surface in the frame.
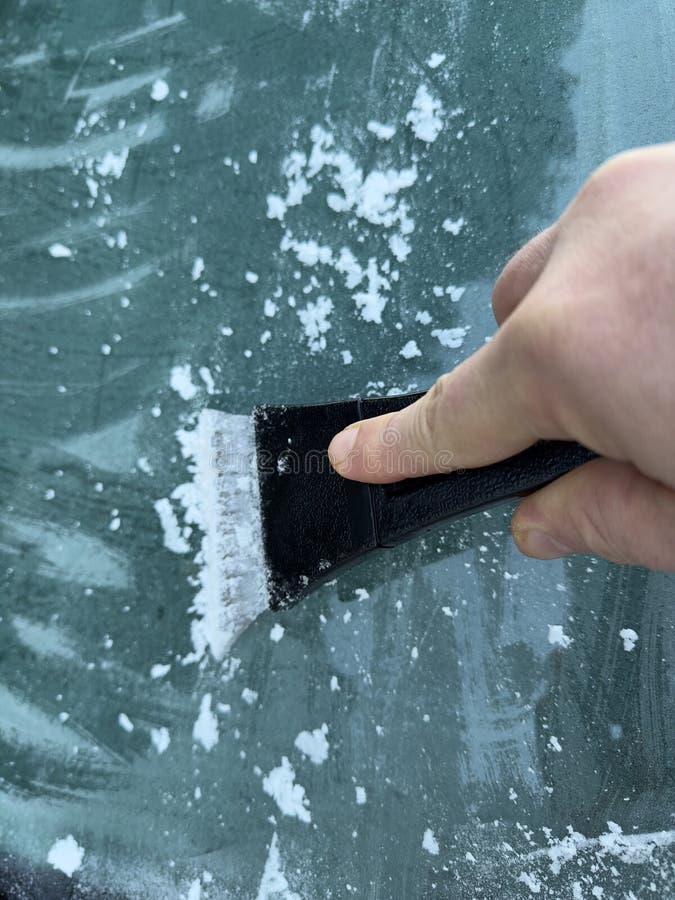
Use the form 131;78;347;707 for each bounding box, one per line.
1;1;673;897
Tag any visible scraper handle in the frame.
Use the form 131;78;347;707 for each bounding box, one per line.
358;393;597;547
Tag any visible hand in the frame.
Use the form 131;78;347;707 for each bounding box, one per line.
328;143;675;570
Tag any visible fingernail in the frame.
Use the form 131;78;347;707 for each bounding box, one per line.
328;423;360;472
516;528;573;560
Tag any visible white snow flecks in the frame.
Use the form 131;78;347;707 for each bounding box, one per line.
367;120;396;141
431;326;468;349
270;623;285;642
426;52;447;69
48;242;72;258
400;340;421;359
118;712;134;733
191;256;205;281
170;364;199;401
442;216;465;235
150;78;169;101
619;628;638;652
294;724;329;765
47;835;84;878
150;662;170;679
355;786;367;805
262;757;311;823
193;693;219;751
154;497;190;554
256;833;301;900
423;828;440;856
297;296;333;352
406;84;444;143
353;258;390;324
150;726;170;754
548;625;573;649
170;412;268;662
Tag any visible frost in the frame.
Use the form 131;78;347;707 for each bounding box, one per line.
154;498;190;554
263;757;311;823
406;84;444;143
193;693;219;751
256;833;301;900
294;724;329;765
170;364;199;401
47;835;84;878
548;625;573;649
619;628;638;651
423;828;440;855
400;340;421;359
431;327;467;349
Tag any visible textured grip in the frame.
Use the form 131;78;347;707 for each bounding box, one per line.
358;393;597;547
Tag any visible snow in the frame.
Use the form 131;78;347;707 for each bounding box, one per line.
170;364;199;401
297;296;333;352
353;258;389;323
191;256;205;281
400;340;422;359
294;724;329;765
154;498;190;553
256;833;301;900
426;52;447;68
150;78;169;101
431;326;468;348
406;84;444;143
193;693;219;751
415;310;432;325
422;828;440;855
619;628;638;651
118;712;133;732
442;216;465;235
47;835;84;878
367;120;396;141
548;625;573;649
548;735;562;753
150;663;171;679
355;786;367;805
269;623;285;642
241;687;259;706
150;726;170;754
48;242;72;258
262;757;311;823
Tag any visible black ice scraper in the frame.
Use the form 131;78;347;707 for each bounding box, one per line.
248;391;595;610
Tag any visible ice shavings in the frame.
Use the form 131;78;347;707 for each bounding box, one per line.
442;216;465;235
400;340;421;359
118;712;134;733
256;833;301;900
294;724;329;765
170;364;199;401
150;78;169;101
47;835;84;878
269;623;285;642
154;498;190;553
192;693;219;751
297;296;333;351
426;52;447;69
263;757;311;823
367;120;396;141
170;411;269;662
352;258;390;324
619;628;638;651
423;828;440;855
431;326;468;349
48;242;72;258
355;786;367;805
150;726;170;754
548;625;572;649
406;84;444;143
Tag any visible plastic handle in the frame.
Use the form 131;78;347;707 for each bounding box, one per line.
357;393;597;547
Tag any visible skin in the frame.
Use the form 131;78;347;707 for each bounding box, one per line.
328;143;675;570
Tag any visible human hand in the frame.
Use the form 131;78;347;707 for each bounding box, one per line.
328;143;675;569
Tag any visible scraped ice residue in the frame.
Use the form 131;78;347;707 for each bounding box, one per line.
162;410;269;662
192;693;219;751
256;833;301;900
294;724;329;765
47;834;85;877
263;757;311;823
422;828;440;855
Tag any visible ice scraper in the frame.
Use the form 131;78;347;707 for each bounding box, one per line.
207;391;595;622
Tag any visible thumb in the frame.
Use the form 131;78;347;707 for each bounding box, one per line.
328;331;553;483
512;458;675;570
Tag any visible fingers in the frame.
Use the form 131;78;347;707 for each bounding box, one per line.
328;327;558;483
512;458;675;570
492;225;557;324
